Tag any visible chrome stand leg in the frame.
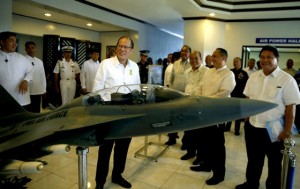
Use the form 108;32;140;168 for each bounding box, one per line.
281;138;295;189
76;146;89;189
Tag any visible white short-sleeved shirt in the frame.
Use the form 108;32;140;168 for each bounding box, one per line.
80;59;100;92
244;67;300;128
25;55;46;95
184;65;208;96
200;66;236;98
92;56;141;101
53;58;80;79
0;50;33;105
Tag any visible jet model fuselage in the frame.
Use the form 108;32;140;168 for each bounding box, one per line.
0;85;276;156
0;84;277;159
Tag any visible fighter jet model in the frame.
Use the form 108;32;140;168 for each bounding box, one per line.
0;84;277;175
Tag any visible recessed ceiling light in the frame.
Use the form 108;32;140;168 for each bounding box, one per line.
209;13;216;17
87;23;92;27
44;13;51;17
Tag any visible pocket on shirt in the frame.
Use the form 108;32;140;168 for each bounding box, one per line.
268;88;283;99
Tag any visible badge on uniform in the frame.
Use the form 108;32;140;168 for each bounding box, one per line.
130;69;132;75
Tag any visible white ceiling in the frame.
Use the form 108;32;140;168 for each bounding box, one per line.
12;0;300;37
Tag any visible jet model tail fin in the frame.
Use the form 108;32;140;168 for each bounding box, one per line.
0;85;25;117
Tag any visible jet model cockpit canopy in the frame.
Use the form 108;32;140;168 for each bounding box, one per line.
82;84;187;106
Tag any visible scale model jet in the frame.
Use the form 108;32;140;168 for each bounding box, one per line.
0;84;276;175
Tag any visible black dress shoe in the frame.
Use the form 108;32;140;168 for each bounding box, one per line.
112;177;132;188
180;144;187;150
206;176;224;185
180;153;195;160
236;182;258;189
165;139;176;146
190;165;211;172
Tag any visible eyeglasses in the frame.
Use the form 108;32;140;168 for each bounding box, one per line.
117;45;132;50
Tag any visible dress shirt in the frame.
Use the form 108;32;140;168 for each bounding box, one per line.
243;67;257;77
164;63;173;87
170;58;190;92
25;55;46;95
53;58;80;79
200;65;236;98
80;59;100;92
184;65;208;96
92;56;140;101
244;67;300;128
0;50;33;105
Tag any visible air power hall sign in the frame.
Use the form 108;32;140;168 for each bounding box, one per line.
256;38;300;44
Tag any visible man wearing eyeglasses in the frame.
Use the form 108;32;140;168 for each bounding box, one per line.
93;36;140;189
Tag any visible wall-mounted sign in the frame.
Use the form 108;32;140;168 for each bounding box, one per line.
256;38;300;44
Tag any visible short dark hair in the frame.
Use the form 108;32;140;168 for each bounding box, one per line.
90;48;99;54
216;48;228;58
116;36;134;49
25;41;36;48
181;45;192;52
259;45;279;58
172;51;181;62
0;31;16;41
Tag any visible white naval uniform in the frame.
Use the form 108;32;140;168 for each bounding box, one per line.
53;58;80;104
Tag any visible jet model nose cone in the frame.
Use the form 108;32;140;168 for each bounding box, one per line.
239;98;277;118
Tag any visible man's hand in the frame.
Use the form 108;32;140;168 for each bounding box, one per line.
278;130;291;141
19;80;28;94
82;88;87;95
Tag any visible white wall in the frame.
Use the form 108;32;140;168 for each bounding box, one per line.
226;21;300;69
184;20;300;69
185;20;226;60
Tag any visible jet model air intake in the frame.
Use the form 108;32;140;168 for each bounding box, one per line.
0;160;44;174
41;144;71;155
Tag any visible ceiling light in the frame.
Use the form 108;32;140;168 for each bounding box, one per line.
87;23;92;27
44;13;51;17
209;13;215;17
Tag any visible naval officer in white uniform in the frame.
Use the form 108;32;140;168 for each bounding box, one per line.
53;46;80;105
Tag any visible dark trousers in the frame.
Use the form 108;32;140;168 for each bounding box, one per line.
22;104;31;112
183;130;196;155
225;119;242;133
167;132;178;140
196;125;226;178
29;94;42;113
95;138;132;185
244;121;283;189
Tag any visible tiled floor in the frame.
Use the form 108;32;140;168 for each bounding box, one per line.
21;124;300;189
